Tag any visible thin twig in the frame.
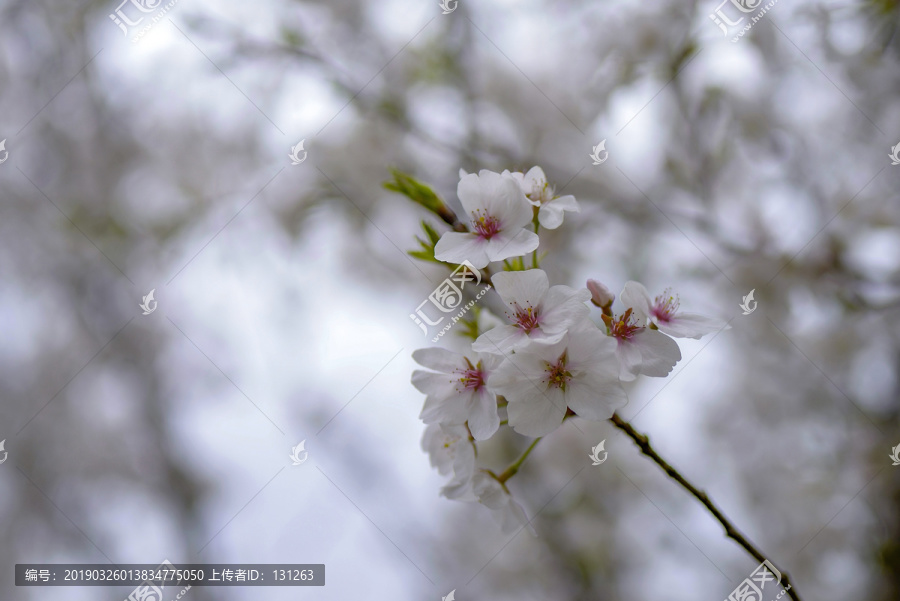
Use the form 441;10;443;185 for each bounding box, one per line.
497;437;542;484
610;413;802;601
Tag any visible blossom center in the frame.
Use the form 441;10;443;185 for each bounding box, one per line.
471;209;502;239
544;351;572;390
604;308;642;340
441;433;461;457
455;360;485;393
527;180;553;204
652;289;679;323
512;304;541;333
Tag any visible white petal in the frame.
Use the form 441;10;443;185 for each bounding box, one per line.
491;172;536;227
537;195;579;229
565;373;626;421
442;477;473;500
525;334;572;363
466;389;500;440
523;166;547;186
632;329;681;377
620;281;653;320
507;171;534;200
443;438;476;499
421;424;453;475
472;324;525;354
477;350;506;373
507;389;568;436
472;472;507;509
485;229;540;263
411;369;458;399
535;206;559;229
419;385;471;425
490;355;548;399
615;339;642;381
458;170;532;229
658;312;728;339
538;285;591;334
565;324;618;367
548;194;578;211
491;269;550;308
451;436;476;474
518;327;567;348
457;172;490;215
434;232;491;269
472;472;533;533
412;347;464;373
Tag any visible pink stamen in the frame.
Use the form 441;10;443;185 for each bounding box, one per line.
652;289;680;323
471;209;501;239
604;308;642;340
545;351;572;390
513;304;540;333
455;364;485;393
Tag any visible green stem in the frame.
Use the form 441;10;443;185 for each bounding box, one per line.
497;437;542;483
532;220;540;269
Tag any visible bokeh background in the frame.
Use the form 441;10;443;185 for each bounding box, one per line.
1;0;899;599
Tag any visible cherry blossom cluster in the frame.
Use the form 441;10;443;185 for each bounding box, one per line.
397;167;726;532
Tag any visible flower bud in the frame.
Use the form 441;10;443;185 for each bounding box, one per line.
587;279;615;310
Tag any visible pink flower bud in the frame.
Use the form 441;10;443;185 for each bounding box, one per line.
587;279;615;309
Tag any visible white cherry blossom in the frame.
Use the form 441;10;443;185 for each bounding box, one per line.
471;472;533;534
434;170;539;269
602;307;681;382
509;166;580;229
620;281;727;339
421;423;476;500
490;326;626;437
411;348;503;440
472;269;591;354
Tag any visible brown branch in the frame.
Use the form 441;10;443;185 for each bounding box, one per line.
610;413;802;601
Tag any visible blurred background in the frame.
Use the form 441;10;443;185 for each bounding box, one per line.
1;0;899;599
